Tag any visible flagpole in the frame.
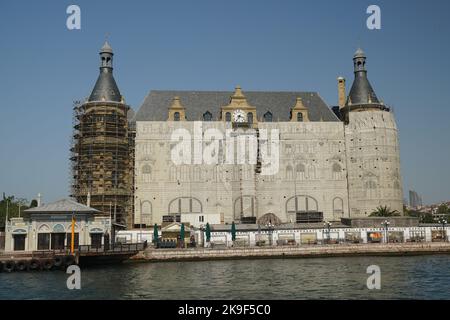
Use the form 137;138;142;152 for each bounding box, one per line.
71;212;75;254
5;198;9;230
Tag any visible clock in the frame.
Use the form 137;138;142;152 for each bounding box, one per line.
233;109;246;123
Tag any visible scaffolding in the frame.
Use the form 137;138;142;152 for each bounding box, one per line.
70;100;134;227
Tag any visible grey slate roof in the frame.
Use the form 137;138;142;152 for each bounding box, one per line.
347;72;380;106
88;69;122;102
134;90;339;122
24;199;99;214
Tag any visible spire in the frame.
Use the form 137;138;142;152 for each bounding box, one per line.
88;41;122;102
346;48;380;107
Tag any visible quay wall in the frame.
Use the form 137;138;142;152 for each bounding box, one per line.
136;243;450;262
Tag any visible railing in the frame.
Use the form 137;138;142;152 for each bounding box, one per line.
78;242;147;254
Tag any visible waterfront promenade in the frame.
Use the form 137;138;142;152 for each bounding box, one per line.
134;242;450;262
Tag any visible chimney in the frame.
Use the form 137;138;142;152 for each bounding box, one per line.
37;193;42;207
338;77;346;108
87;191;91;208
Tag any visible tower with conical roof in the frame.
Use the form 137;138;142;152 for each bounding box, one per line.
71;42;134;228
343;48;403;217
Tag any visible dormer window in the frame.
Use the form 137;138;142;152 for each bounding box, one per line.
203;111;212;121
225;112;231;122
247;112;253;124
264;111;273;122
297;112;303;122
174;112;180;121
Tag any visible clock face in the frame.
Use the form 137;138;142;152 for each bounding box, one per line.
233;109;246;123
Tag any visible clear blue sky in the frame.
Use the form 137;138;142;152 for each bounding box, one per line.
0;0;449;205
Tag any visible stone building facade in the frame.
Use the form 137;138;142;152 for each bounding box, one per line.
75;44;403;226
131;48;403;226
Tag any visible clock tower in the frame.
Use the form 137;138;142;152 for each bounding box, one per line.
221;86;257;126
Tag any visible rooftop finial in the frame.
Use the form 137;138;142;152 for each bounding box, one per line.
101;40;113;54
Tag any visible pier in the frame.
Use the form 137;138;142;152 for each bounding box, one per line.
135;242;450;262
0;242;146;272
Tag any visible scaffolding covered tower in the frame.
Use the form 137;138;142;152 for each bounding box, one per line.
70;42;134;227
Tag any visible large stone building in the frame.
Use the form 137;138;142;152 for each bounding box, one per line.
74;43;403;227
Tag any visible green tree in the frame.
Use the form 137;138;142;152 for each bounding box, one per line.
0;195;30;231
437;204;449;214
421;212;434;223
30;199;38;208
369;205;401;217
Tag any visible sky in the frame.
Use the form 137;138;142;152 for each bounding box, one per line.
0;0;449;205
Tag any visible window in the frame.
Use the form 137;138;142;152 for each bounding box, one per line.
174;112;180;121
142;165;152;183
203;111;212;121
225;112;231;122
333;197;344;219
51;233;66;250
169;197;203;215
286;195;321;223
332;163;343;180
38;233;50;250
13;235;26;251
286;165;294;180
264;111;273;122
297;112;303;122
247;112;253;124
296;164;305;180
141;201;152;226
90;234;103;248
66;233;79;249
234;196;256;220
199;215;204;222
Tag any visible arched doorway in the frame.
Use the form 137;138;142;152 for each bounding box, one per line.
257;213;282;226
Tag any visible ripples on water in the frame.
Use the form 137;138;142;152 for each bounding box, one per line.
1;255;449;299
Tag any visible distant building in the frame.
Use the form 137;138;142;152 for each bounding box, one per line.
409;190;423;208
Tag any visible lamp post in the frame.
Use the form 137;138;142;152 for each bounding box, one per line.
323;221;332;244
382;220;390;244
439;218;447;242
266;222;274;246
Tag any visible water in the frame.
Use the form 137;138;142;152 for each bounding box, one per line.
1;255;450;299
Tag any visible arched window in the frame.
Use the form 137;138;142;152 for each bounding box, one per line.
168;197;203;215
174;112;180;121
247;112;253;124
297;112;303;122
296;164;306;180
365;179;378;199
286;195;319;215
333;197;344;219
225;112;231;122
193;166;202;181
264;111;273;122
169;166;177;181
234;195;256;220
257;213;282;226
141;200;152;226
286;165;294;180
308;164;316;179
203;111;212;121
332;163;342;180
142;164;152;183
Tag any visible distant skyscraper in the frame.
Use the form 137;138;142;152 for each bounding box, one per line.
409;190;422;208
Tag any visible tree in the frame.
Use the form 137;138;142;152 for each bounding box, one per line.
0;195;30;231
30;199;38;208
369;205;401;217
437;204;449;215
